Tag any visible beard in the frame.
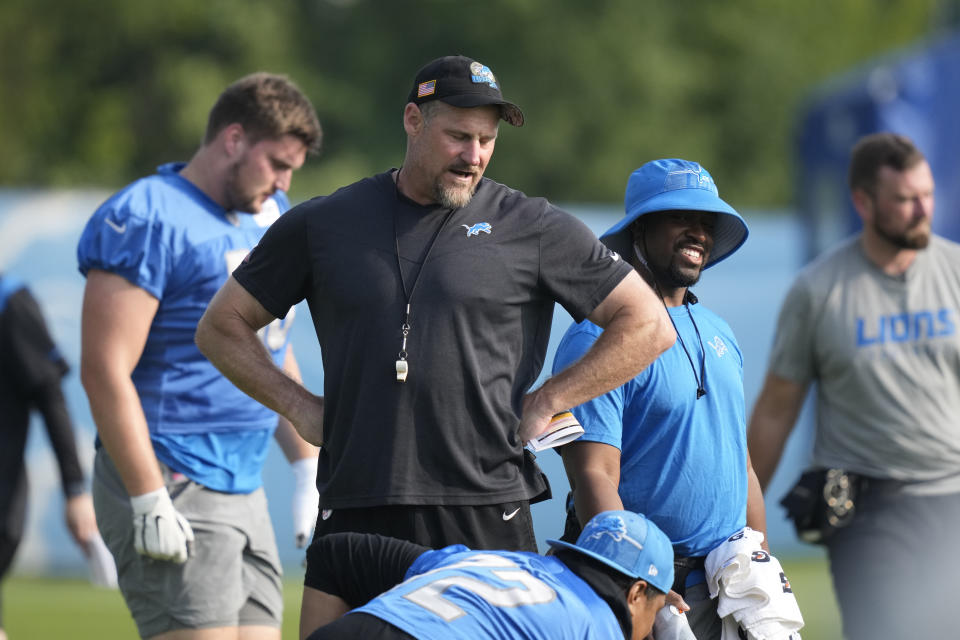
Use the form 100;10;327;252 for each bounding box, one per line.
223;160;264;213
433;181;475;209
873;217;930;250
648;257;703;290
432;164;480;209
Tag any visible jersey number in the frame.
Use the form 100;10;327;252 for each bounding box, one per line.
403;554;557;622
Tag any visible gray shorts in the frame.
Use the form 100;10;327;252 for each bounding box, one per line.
826;482;960;640
92;448;283;637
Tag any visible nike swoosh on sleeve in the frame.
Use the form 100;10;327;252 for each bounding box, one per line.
104;218;127;234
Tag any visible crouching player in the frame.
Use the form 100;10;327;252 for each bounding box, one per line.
301;511;675;640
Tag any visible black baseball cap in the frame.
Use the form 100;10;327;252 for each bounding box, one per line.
407;55;525;127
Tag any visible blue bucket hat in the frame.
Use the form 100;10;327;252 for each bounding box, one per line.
600;159;749;269
547;510;674;593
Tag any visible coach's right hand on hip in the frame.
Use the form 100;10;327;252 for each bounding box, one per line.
130;487;194;563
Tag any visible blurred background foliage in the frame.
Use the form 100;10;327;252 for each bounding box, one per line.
0;0;956;207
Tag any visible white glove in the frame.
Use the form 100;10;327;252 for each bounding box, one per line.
291;457;319;548
130;487;194;563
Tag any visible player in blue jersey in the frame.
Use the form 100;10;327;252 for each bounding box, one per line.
302;510;675;640
77;73;322;640
553;159;769;639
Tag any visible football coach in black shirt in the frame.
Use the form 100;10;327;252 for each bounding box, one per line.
196;55;675;639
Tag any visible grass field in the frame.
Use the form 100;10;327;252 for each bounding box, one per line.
4;558;842;638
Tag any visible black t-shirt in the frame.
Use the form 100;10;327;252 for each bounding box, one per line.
234;171;632;508
0;278;84;507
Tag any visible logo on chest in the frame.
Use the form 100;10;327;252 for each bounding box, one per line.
461;222;492;237
856;308;956;347
707;336;727;357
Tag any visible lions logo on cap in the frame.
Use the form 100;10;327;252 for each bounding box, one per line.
469;61;499;89
664;167;716;192
586;513;644;551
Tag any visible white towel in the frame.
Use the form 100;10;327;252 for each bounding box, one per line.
85;531;119;589
706;527;804;640
705;527;766;599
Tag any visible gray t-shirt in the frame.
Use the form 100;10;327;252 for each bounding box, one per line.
769;235;960;485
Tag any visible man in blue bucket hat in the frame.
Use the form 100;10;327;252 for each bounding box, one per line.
300;510;674;640
553;159;769;638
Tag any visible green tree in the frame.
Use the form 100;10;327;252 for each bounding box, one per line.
0;0;949;207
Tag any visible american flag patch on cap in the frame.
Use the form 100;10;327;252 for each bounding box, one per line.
417;80;436;98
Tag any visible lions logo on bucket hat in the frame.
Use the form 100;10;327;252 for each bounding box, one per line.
601;159;748;269
548;510;674;594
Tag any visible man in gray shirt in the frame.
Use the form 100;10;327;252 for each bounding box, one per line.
748;132;960;639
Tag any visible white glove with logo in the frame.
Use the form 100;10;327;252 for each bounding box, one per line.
130;487;194;563
291;457;320;548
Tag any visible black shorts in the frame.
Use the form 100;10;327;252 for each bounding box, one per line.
308;612;413;640
0;477;27;628
312;501;537;552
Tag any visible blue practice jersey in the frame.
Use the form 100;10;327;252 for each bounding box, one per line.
354;545;623;639
553;303;748;557
77;163;294;493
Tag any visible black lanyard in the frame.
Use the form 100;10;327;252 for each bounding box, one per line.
392;185;456;383
665;296;707;399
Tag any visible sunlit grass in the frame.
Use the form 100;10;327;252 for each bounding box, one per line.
4;572;305;639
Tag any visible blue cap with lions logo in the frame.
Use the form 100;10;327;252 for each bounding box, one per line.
548;510;674;593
